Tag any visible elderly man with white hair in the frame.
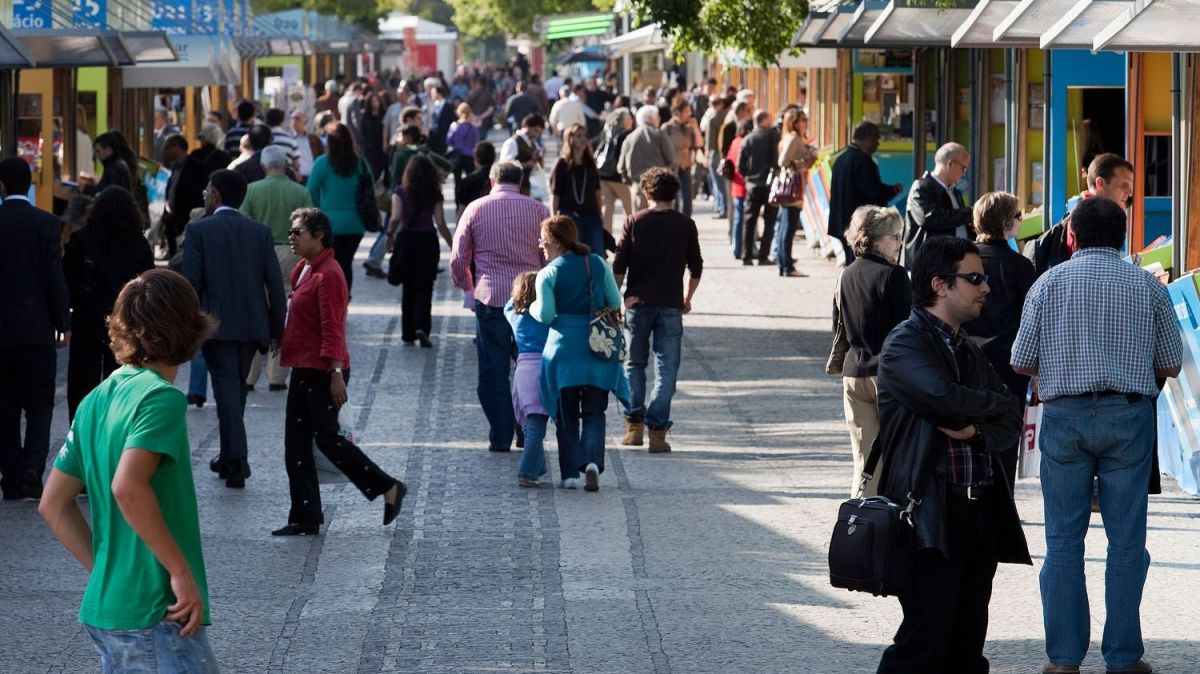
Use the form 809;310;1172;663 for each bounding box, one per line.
239;144;313;392
617;105;678;211
903;141;973;267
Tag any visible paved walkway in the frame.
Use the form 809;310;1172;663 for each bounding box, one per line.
2;202;1199;673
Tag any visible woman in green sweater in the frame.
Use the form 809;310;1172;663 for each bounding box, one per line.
307;122;373;293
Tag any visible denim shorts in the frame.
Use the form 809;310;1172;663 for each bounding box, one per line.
85;619;220;673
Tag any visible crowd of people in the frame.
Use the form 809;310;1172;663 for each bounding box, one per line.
0;58;1182;674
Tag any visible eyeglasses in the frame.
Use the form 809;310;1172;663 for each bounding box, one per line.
940;272;989;286
288;227;307;237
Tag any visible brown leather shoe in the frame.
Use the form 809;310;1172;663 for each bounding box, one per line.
1108;660;1153;673
648;428;671;453
1042;664;1080;674
622;419;644;446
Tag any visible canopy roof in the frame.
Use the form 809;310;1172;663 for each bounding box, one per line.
1094;0;1200;51
791;11;831;48
951;0;1023;47
865;0;979;46
1040;0;1132;49
0;25;36;68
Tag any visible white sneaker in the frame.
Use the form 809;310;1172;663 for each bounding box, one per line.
584;463;599;492
560;477;580;489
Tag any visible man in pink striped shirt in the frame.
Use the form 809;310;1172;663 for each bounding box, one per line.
451;161;548;451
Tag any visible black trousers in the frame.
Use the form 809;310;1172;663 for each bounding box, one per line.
877;493;999;674
402;281;435;341
332;233;364;294
66;319;118;422
0;345;57;495
453;154;475;185
743;185;778;263
202;340;258;480
283;368;397;526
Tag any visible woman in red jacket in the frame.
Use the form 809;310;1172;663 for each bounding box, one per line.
272;208;405;536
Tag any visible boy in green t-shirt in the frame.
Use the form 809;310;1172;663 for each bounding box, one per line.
39;268;220;672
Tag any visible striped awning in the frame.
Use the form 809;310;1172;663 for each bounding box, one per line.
544;13;613;41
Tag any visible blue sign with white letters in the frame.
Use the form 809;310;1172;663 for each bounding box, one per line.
73;0;107;28
12;0;52;29
152;0;193;34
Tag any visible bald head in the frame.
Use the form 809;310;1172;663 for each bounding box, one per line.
933;142;971;187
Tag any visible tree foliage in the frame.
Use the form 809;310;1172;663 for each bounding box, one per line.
624;0;810;66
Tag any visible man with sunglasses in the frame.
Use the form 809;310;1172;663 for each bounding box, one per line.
903;142;974;269
875;235;1030;673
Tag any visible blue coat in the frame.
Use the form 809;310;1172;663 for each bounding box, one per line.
181;208;286;348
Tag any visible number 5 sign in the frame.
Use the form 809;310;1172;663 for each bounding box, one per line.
73;0;107;28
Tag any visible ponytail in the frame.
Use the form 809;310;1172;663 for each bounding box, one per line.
541;215;590;256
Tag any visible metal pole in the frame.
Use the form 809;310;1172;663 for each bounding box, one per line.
1172;52;1184;276
1005;49;1016;195
913;48;925;182
1043;48;1051;225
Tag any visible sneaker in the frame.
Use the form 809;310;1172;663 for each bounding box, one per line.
518;477;539;488
584;463;599;492
560;477;580;489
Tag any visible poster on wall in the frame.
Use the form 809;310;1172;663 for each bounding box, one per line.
1029;85;1045;129
993;158;1006;192
990;74;1006;125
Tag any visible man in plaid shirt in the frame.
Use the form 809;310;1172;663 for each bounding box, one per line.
1012;197;1182;674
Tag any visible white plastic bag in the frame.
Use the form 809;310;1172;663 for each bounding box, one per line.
1018;403;1042;479
529;168;549;201
314;406;354;484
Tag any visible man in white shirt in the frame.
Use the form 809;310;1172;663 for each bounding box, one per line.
547;84;595;138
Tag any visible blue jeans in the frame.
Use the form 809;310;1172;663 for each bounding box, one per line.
556;385;607;478
1039;394;1154;670
474;304;516;450
775;206;801;274
188;352;208;399
365;231;388;270
85;619;220;673
676;169;693;217
623;307;683;430
707;150;727;215
731;197;748;259
564;211;605;257
517;413;548;480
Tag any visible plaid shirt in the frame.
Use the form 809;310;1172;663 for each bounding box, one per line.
917;308;994;487
1011;247;1183;400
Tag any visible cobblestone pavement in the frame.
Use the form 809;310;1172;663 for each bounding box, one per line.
2;198;1199;674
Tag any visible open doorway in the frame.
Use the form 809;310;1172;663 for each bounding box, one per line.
1065;87;1125;196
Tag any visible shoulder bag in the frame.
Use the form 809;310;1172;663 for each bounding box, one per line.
354;158;382;232
827;438;932;597
582;254;626;362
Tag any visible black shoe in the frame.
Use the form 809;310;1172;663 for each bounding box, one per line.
209;458;229;479
488;445;511;452
22;482;42;501
187;394;206;408
415;330;432;348
272;523;319;536
225;477;245;489
244;384;254;392
757;258;773;266
515;427;525;449
364;265;387;279
2;489;25;501
741;259;754;266
268;384;288;392
383;482;407;525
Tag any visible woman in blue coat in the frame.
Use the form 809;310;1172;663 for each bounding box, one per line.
531;216;629;492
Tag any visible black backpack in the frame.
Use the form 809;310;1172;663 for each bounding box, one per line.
596;129;627;181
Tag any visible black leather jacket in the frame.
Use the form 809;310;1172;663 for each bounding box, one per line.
875;308;1032;564
903;172;973;268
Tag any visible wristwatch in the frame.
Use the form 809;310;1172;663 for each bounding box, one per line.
330;367;344;375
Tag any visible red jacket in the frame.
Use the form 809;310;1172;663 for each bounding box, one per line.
280;247;351;370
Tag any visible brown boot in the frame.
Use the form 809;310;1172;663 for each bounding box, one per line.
648;428;671;453
622;419;644;446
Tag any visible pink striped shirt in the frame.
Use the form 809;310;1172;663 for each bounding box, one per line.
451;184;548;306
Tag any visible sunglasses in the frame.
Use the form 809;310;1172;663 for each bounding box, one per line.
287;227;307;237
941;272;989;286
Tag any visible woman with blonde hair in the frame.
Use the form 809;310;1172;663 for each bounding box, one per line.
506;271;552;487
531;216;629;491
551;123;605;256
827;205;911;496
775;106;819;277
446;102;480;183
962;191;1035;490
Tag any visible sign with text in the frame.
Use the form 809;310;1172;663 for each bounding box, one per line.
12;0;53;29
72;0;107;28
151;0;192;34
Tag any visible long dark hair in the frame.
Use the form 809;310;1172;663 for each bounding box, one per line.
86;186;145;247
401;154;443;215
94;131;137;171
325;122;358;176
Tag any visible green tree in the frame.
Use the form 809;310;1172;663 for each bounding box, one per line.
393;0;456;26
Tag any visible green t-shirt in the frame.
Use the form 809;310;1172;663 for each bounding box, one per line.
54;366;211;630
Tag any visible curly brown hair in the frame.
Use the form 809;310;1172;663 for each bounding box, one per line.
108;269;217;366
638;166;680;202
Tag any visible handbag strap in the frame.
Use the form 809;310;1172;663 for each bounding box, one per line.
582;253;598;316
859;435;936;526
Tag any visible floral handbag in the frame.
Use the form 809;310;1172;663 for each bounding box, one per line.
583;254;626;362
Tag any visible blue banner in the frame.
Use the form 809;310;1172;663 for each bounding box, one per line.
72;0;107;28
11;0;52;29
194;0;218;32
152;0;192;34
